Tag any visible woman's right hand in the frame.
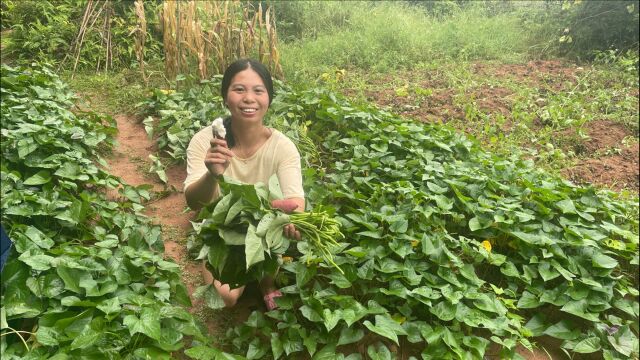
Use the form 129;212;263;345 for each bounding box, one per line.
204;138;234;176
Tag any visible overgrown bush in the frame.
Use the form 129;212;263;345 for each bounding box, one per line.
278;1;537;81
3;0;163;71
527;0;639;61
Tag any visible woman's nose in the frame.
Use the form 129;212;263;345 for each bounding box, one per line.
242;92;255;102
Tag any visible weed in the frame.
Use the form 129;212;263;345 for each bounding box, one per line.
63;63;168;115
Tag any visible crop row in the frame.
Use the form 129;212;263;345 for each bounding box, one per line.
144;78;639;358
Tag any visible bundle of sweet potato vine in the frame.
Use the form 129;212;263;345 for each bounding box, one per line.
195;176;344;289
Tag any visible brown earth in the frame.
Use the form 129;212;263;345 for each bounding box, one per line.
561;120;639;191
348;60;639;193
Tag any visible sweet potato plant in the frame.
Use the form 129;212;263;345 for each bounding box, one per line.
148;78;638;359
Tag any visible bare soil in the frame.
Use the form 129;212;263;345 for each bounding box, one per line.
352;60;639;193
105;114;259;349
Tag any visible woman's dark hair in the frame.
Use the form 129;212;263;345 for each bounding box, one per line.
220;59;274;148
221;58;274;105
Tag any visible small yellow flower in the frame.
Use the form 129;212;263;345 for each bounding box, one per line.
481;240;492;252
282;256;293;264
411;240;420;248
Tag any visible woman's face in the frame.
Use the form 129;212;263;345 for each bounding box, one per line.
225;68;269;124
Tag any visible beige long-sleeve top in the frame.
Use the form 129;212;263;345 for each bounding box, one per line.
184;125;305;200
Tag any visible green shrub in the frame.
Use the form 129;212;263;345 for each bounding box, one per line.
527;0;639;61
279;2;537;81
4;0;163;71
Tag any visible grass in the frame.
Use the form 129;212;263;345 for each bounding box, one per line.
279;2;541;83
63;63;170;116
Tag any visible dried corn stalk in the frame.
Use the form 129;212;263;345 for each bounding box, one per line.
133;0;147;82
160;0;283;81
161;0;179;80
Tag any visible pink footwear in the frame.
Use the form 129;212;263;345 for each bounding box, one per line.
263;290;282;310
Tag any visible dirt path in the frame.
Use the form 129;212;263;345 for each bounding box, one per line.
107;114;259;345
106;115;205;309
108;114;201;276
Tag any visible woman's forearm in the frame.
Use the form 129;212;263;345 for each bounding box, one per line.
185;172;219;210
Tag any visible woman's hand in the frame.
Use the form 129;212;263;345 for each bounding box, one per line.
271;199;302;240
205;138;234;176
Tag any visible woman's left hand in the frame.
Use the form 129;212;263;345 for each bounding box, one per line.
271;199;303;240
283;224;301;241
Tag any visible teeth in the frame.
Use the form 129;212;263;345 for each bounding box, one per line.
241;108;257;113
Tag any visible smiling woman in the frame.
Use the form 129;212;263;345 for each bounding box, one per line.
183;58;305;310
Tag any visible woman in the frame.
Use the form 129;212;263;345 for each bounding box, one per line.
184;59;305;310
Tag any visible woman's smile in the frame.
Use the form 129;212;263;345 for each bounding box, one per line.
226;69;269;122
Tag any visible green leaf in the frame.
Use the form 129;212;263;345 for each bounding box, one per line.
312;344;338;360
555;199;576;214
473;294;507;315
295;262;316;287
17;138;38;158
97;297;121;315
70;328;101;350
430;300;457;321
256;213;276;237
244;224;264;269
560;299;599;322
389;217;408;233
462;335;490;358
193;284;225;310
322;308;341;331
543;320;580;340
271;333;284;360
268;174;284;200
517;291;540;309
363;315;407;345
54;162;89;181
36;326;60;346
247;338;267;359
225;198;246;225
338;326;364;346
123;307;161;340
55;198;85;225
219;228;246;246
608;325;638;356
0;307;7;329
18;252;54;271
300;305;323;322
266;213;289;250
184;345;225;360
212;193;233;223
511;231;553;245
523;314;547;337
367;342;392;360
573;337;601;353
23;170;52;185
537;261;560;282
592;253;618;269
24;226;55;249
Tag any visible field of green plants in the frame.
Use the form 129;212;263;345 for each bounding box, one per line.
1;1;638;359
